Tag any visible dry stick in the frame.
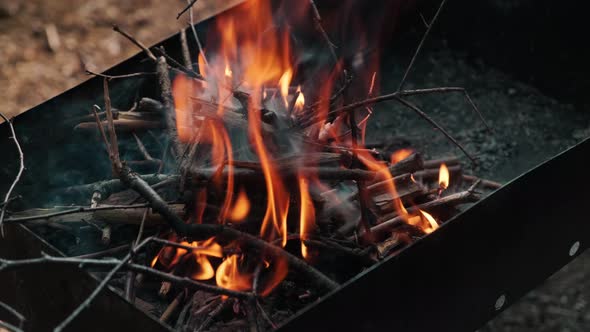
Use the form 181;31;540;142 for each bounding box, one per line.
304;86;489;131
394;97;476;163
3;203;151;224
118;167;339;291
187;0;209;68
112;25;157;61
256;301;277;330
196;299;231;332
397;0;447;92
179;28;193;70
125;209;150;302
400;87;490;131
462;175;502;190
0;112;24;236
160;291;185;323
177;0;198;19
191;166;379;183
245;299;260;332
71;244;131;259
156;56;184;159
0;196;20;209
348;113;373;239
0;253;253;299
309;0;338;64
53;236;153;332
0;320;24;332
153;46;203;79
0;300;25;330
367;189;481;239
85;69;156;80
103;79;122;170
93;59;337;292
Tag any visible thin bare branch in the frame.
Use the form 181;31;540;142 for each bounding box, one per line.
3;203;150;224
85;70;156;80
0;300;25;330
187;0;208;68
177;0;198;19
112;25;157;61
397;0;447;91
53;236;153;332
393;97;476;163
0;112;24;236
0;253;253;300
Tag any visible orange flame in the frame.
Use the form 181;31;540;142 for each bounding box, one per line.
172;74;196;143
229;188;251;222
391;149;414;165
294;86;305;114
358;151;410;222
419;210;439;234
298;176;316;260
279;69;293;108
224;64;233;79
215;254;252;292
439;163;449;191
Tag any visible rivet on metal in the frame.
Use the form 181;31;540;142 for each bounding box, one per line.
569;241;580;257
494;294;506;311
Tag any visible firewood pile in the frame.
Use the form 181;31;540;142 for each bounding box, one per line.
0;0;502;331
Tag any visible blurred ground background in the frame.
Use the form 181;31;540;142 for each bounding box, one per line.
0;0;587;331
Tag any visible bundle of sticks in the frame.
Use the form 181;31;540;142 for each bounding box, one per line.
0;1;503;330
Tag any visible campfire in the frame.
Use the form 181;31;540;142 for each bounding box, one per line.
0;0;504;331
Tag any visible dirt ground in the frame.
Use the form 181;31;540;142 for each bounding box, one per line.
0;0;587;331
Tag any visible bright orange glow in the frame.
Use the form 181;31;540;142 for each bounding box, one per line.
298;176;316;260
294;86;305;114
229;188;251;222
224;63;233;79
259;256;288;297
420;210;439;233
358;150;410;222
439;163;450;191
172;74;195;143
215;254;252;292
279;69;293;108
198;52;208;78
391;149;414;165
191;253;215;280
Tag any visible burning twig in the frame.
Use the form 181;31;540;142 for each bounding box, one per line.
0;252;254;299
369;189;481;239
0;112;24;236
397;0;447;92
